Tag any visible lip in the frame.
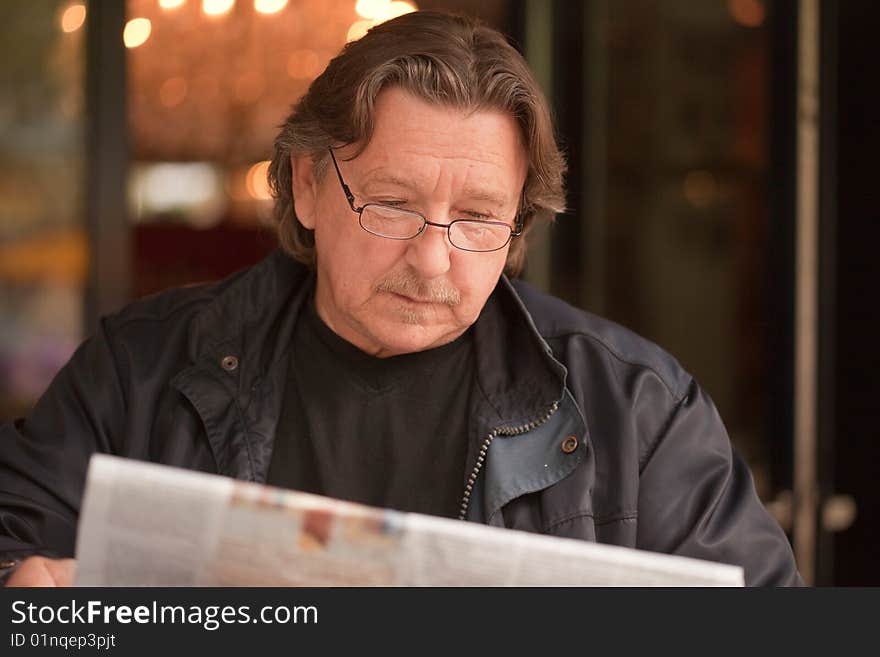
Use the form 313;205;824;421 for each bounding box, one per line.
390;292;434;305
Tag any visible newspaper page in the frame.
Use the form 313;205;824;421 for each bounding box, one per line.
74;454;745;587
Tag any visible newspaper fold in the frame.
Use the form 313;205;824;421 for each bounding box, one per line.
74;454;744;587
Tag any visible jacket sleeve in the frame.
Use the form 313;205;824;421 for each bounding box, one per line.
635;378;803;586
0;318;125;578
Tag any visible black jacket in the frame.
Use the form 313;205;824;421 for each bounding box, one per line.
0;251;801;585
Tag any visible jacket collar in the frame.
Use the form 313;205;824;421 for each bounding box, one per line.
467;278;586;525
471;275;568;428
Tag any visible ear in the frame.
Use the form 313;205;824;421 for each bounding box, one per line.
290;153;319;229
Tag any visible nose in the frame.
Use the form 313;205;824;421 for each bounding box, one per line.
405;223;452;279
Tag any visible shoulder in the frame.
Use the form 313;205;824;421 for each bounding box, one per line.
105;268;245;334
85;267;250;386
510;278;691;402
95;252;309;372
105;251;304;335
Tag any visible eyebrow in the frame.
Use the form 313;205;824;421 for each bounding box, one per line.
360;174;419;193
460;188;509;208
360;174;510;209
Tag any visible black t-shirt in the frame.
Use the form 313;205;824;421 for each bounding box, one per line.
267;299;474;519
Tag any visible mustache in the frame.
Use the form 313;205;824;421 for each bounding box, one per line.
374;270;461;306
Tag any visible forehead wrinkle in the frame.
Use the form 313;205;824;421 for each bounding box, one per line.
357;156;519;211
360;172;421;194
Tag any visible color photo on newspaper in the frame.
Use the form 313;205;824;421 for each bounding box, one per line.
74;455;744;587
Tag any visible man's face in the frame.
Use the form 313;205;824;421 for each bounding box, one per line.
291;87;528;357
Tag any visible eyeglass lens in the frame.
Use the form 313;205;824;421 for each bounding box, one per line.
359;204;512;251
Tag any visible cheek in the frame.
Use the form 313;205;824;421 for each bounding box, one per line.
317;223;406;295
450;251;507;314
313;200;366;260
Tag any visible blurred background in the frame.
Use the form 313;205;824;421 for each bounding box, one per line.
0;0;876;585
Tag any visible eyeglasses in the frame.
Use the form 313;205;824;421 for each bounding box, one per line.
328;148;523;253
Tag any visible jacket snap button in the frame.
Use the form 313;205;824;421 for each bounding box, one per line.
561;435;578;454
221;355;239;372
0;559;17;569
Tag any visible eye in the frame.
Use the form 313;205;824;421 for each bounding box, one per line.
462;211;492;220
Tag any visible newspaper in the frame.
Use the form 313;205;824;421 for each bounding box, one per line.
74;454;745;587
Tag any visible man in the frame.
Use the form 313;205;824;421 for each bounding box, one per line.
0;11;801;586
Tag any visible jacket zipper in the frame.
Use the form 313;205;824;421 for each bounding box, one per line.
457;400;560;521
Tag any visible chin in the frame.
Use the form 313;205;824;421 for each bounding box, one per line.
369;321;460;357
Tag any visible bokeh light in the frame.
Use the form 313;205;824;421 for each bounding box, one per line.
245;161;272;200
60;3;86;33
287;50;321;79
123;18;152;49
203;0;235;17
727;0;765;28
683;170;718;209
380;1;417;21
254;0;288;14
349;1;416;42
347;20;373;42
159;77;189;108
355;0;389;19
